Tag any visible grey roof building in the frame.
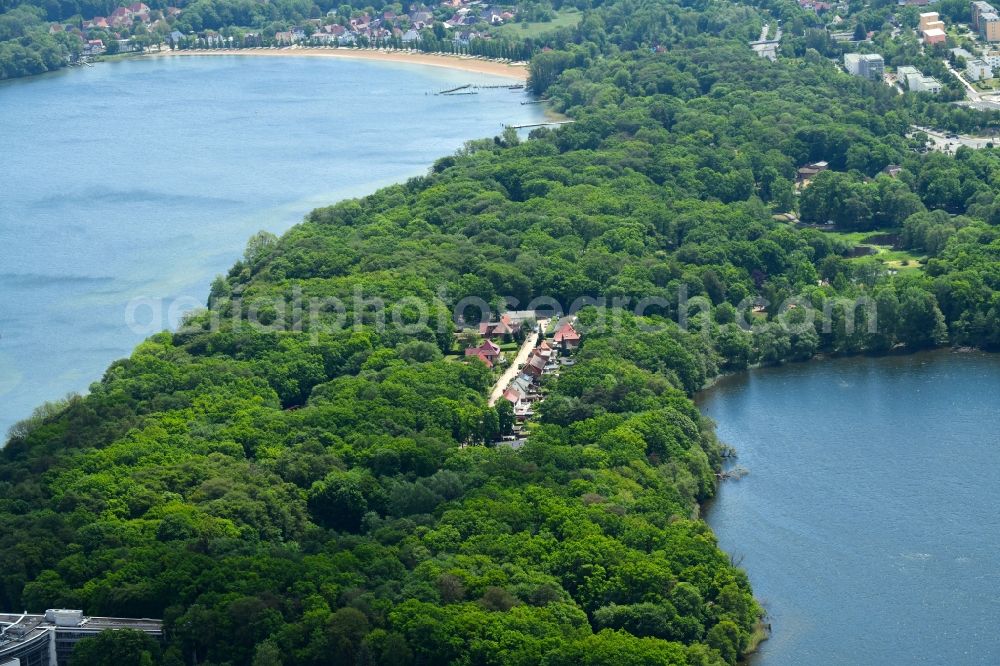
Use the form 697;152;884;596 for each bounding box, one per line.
0;609;162;666
844;53;885;82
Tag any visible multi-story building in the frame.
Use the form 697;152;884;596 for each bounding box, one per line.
923;28;947;44
918;11;947;43
0;610;162;666
973;1;996;30
967;58;994;80
919;12;944;29
844;53;885;81
914;76;943;93
972;2;1000;40
982;12;1000;41
983;50;1000;68
896;66;944;93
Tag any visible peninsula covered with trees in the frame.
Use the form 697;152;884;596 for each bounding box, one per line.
3;0;1000;664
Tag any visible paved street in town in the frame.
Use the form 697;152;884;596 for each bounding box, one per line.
487;321;544;406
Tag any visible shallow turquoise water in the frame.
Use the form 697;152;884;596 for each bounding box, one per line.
699;351;1000;665
0;55;543;434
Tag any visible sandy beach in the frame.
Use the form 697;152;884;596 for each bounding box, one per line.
149;47;529;80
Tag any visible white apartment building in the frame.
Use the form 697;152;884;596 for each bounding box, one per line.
967;58;994;80
896;66;944;93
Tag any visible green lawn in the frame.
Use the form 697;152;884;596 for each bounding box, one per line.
873;248;925;271
493;9;582;39
815;229;889;244
815;228;925;271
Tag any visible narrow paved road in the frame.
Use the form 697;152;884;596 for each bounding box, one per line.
487;320;544;406
943;59;982;101
911;124;996;151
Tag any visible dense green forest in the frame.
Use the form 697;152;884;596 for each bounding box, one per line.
0;4;79;78
4;0;1000;664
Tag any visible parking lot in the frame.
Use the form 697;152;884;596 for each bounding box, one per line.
910;125;998;152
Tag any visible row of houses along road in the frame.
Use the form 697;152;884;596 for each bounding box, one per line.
469;315;582;450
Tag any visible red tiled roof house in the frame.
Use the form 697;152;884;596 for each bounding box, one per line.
479;313;521;341
553;323;581;350
465;339;501;367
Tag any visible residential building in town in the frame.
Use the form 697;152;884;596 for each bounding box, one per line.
952;47;975;61
464;339;502;368
503;310;543;326
896;66;943;93
83;39;105;55
915;76;943;93
503;385;534;421
923;28;946;44
918;10;947;42
973;0;995;28
796;161;829;186
983;50;1000;68
844;53;885;81
480;313;521;341
521;350;548;379
552;322;581;350
128;2;151;21
502;377;536;420
967;58;994;80
983;11;1000;41
918;12;944;30
973;3;1000;40
109;6;133;27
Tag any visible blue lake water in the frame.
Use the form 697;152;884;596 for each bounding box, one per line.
0;55;543;435
699;351;1000;665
